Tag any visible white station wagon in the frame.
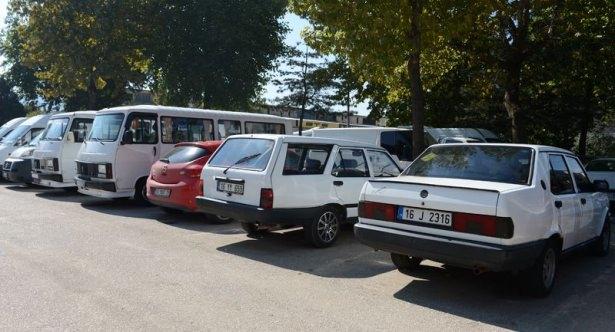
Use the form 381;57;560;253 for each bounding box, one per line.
196;134;403;247
355;144;611;296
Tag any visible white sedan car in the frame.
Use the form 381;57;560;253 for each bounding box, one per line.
587;158;615;207
355;144;611;297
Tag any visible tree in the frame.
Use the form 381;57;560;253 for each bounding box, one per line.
145;0;287;109
5;0;149;110
0;76;26;125
324;58;363;126
273;44;333;135
291;0;484;156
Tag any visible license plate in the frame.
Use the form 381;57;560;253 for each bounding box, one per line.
154;188;171;197
397;207;452;227
217;180;244;195
31;173;39;179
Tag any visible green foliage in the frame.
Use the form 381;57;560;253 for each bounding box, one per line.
0;76;26;125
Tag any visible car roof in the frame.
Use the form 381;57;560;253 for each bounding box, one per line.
96;104;292;121
176;141;223;150
49;111;97;119
430;143;574;155
227;134;381;149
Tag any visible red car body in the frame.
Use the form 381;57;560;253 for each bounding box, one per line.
147;141;222;212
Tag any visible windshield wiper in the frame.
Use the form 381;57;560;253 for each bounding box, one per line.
223;153;262;174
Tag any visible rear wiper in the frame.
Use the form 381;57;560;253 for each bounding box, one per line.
224;153;262;174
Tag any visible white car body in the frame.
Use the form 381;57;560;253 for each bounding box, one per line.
31;111;96;188
0;115;51;164
355;144;610;290
587;158;615;204
0;117;27;141
196;134;403;246
2;132;44;183
75;105;294;200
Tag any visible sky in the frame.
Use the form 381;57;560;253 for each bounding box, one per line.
0;4;369;115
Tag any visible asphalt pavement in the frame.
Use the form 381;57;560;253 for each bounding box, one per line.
0;183;613;331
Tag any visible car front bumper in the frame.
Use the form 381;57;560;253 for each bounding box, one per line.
196;196;320;226
354;223;544;272
31;173;75;188
2;159;33;183
75;177;133;199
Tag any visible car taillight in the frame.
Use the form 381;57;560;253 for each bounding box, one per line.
358;201;397;221
260;188;274;209
452;212;513;239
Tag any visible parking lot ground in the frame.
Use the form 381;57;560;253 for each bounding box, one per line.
0;183;614;331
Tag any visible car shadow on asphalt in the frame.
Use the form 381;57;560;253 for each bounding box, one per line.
392;241;615;331
2;183;53;193
153;211;246;235
216;227;396;279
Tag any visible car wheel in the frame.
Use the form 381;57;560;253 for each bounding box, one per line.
304;207;341;248
134;178;150;205
390;253;423;271
525;240;559;297
161;207;183;215
591;219;611;257
207;214;233;224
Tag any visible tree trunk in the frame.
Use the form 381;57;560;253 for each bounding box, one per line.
87;76;97;110
346;90;351;127
408;0;425;158
577;82;594;160
503;73;523;143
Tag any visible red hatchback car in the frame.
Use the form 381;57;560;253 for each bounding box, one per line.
147;141;225;219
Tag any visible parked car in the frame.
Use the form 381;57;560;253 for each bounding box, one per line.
0;114;51;165
586;158;615;209
31;111;96;188
2;131;44;184
196;134;403;247
75;105;293;202
0;117;27;142
354;144;611;297
146;141;224;218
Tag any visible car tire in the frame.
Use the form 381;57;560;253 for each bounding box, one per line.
207;214;234;224
134;178;150;205
591;219;611;257
304;207;341;248
524;240;559;297
390;253;423;271
161;207;183;215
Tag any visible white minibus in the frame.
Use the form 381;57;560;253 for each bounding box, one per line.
75;105;294;201
0;117;27;141
0;114;51;164
31;111;96;188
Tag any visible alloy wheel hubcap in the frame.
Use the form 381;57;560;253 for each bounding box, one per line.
542;248;556;287
317;212;338;243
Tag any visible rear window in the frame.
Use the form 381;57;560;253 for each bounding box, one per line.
404;145;533;185
161;146;210;164
208;138;274;171
586;160;615;172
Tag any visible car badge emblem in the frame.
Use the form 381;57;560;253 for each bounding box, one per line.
161;165;168;175
420;190;429;198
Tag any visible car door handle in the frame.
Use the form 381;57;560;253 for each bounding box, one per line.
333;181;344;186
153;147;157;156
580;198;586;205
554;200;562;209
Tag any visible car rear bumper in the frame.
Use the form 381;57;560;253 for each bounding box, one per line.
196;196;320;225
146;179;199;212
354;223;544;272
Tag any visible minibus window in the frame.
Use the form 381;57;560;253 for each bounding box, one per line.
245;122;285;134
161;117;214;144
126;114;158;144
69;118;94;143
380;131;413;161
89;114;124;142
218;120;241;139
41;118;70;141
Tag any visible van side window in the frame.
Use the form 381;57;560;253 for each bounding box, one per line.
126;114;158;144
564;156;594;193
218;120;241;139
69;118;94;143
283;144;332;175
245;122;285;134
161;117;214;144
380;131;413;161
367;150;401;177
332;149;369;177
548;154;575;195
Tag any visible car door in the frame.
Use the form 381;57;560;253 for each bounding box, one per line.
548;154;581;249
564;156;602;243
116;112;160;190
331;147;371;218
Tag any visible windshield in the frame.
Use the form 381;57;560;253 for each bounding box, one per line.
403;145;533;185
29;131;44;146
1;125;30;145
41;117;70;141
208;138;274;171
88;113;125;142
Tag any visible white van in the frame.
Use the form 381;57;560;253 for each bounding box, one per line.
196;134;403;247
0;117;27;141
75;105;294;201
0;114;51;164
31;111;96;188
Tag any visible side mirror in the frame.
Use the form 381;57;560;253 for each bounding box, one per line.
66;132;75;143
594;180;610;192
121;130;133;145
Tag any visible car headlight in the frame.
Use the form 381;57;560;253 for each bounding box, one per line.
98;164;107;178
